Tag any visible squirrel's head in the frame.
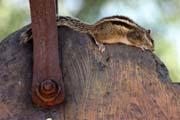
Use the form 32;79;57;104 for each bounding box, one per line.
127;29;154;51
143;29;154;51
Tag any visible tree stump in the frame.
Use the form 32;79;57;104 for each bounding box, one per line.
0;26;180;120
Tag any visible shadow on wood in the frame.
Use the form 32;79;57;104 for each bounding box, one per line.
0;26;180;120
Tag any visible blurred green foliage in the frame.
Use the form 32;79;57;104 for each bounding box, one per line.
0;1;28;40
155;37;180;82
0;0;179;82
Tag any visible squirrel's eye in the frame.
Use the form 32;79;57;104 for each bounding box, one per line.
147;29;151;34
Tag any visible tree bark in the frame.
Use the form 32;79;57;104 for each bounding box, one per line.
0;26;180;120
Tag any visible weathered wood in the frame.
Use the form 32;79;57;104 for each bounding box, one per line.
0;26;180;120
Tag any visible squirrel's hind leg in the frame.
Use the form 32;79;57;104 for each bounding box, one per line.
20;27;32;44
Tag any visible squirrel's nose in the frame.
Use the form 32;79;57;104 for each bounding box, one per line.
151;47;154;51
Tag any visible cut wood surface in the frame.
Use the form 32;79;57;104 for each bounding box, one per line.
0;26;180;120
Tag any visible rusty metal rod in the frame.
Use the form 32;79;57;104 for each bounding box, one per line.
29;0;64;108
55;0;58;16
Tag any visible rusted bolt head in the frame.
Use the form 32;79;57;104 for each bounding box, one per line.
36;79;61;102
41;80;57;95
43;81;54;90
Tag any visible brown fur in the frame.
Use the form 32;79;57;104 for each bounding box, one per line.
20;16;154;51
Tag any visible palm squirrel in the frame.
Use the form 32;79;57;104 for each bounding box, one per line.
20;15;154;52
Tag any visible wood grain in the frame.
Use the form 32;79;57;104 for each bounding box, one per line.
0;26;180;119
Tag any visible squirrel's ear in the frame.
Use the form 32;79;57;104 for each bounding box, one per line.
147;29;151;33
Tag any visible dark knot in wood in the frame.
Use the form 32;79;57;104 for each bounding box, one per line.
36;79;61;102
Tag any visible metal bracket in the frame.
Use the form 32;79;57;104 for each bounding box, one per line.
29;0;64;108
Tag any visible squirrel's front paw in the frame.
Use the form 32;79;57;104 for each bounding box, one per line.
98;44;105;53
